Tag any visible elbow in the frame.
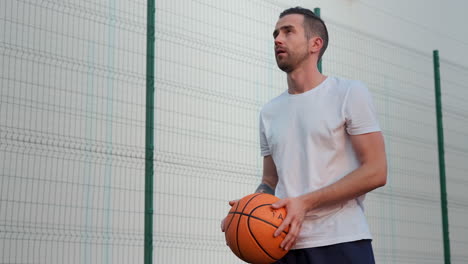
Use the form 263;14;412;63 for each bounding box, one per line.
377;171;387;187
375;163;388;188
366;161;387;189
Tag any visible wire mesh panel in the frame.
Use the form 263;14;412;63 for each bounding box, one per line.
152;1;447;263
440;60;468;264
2;0;467;264
152;0;285;263
0;0;147;263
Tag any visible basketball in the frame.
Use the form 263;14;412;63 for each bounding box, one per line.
224;193;289;264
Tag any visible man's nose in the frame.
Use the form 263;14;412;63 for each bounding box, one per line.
274;37;283;46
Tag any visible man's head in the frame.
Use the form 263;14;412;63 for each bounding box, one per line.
273;7;328;72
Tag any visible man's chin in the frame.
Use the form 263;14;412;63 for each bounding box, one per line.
277;63;293;73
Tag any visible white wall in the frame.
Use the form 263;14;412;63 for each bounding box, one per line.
303;0;468;67
1;0;467;264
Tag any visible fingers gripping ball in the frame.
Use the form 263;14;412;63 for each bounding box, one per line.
224;193;289;264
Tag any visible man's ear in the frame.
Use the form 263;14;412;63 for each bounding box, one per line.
309;36;323;55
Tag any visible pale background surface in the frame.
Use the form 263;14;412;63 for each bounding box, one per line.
1;0;467;263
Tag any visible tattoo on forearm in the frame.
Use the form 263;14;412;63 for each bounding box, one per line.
255;183;275;195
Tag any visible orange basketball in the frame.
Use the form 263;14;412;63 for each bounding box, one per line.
224;193;289;264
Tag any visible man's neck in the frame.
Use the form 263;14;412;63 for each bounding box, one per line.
287;66;327;94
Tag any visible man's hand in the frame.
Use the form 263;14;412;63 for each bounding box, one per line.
221;200;238;232
271;196;308;251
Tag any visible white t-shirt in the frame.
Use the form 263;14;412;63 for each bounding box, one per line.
259;76;381;249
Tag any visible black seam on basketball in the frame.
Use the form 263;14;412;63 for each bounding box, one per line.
235;193;264;260
247;203;288;261
229;211;288;235
225;199;240;233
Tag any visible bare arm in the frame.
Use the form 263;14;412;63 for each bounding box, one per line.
273;131;387;250
300;131;387;210
255;155;279;194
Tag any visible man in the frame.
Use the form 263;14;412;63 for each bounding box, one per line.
223;6;387;263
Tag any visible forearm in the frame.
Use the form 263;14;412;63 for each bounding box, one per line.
257;155;279;195
299;161;387;212
255;182;275;194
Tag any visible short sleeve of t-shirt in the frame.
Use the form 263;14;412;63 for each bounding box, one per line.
344;82;381;135
259;113;271;156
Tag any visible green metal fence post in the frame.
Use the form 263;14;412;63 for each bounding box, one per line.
433;50;451;264
145;0;155;264
314;7;322;73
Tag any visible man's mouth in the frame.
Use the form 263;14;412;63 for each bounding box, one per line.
275;48;287;56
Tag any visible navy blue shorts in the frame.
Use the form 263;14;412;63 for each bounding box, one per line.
274;239;375;264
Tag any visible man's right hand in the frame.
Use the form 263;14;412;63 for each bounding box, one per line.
221;200;238;232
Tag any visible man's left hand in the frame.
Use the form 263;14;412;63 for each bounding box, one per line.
272;196;308;251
